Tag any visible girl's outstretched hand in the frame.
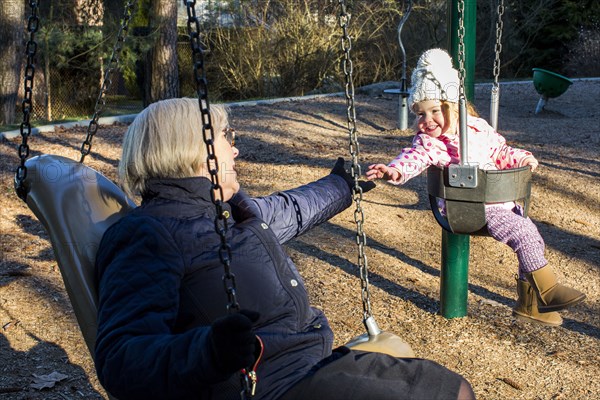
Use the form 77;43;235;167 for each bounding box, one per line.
521;156;539;172
366;164;400;181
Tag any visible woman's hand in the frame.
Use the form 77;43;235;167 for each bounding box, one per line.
330;157;376;193
209;310;260;374
366;164;400;181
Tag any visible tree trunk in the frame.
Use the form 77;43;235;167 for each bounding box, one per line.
0;0;25;125
143;0;179;106
102;0;122;33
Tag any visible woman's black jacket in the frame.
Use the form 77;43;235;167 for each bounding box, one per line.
95;174;352;399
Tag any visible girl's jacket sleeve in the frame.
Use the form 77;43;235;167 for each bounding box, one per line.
229;173;352;244
386;133;452;185
94;216;229;400
470;117;536;170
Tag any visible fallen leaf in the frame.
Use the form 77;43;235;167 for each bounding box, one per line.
2;320;20;331
30;371;69;390
573;219;590;226
499;377;523;390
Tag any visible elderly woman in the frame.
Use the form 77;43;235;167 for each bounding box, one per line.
94;98;474;400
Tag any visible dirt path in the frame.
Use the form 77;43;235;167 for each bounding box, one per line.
1;79;599;399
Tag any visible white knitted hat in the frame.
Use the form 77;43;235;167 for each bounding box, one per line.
408;48;460;109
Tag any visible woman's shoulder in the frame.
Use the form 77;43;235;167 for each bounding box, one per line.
100;212;163;245
97;211;186;268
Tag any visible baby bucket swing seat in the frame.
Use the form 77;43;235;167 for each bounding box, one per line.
425;0;532;236
427;165;532;235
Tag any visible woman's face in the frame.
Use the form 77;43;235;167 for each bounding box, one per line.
199;126;239;201
414;100;450;138
213;127;240;201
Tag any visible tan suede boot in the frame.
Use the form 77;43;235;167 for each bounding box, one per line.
525;265;586;312
512;277;562;326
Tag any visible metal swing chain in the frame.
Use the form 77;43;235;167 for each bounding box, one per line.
490;0;505;130
338;0;375;326
80;0;136;163
184;1;253;398
492;0;504;88
15;0;40;201
456;0;467;97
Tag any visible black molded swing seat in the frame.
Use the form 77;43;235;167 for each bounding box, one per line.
21;154;135;356
427;165;532;236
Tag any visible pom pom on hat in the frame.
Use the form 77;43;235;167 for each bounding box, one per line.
408;48;461;109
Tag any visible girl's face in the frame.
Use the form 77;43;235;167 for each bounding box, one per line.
414;100;450;138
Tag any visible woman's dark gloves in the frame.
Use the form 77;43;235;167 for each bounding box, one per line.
208;310;260;374
330;157;376;193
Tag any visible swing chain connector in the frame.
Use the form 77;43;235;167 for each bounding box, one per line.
14;0;40;202
364;315;382;337
80;1;136;163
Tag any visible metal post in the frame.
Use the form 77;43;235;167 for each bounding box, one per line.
440;230;470;317
440;0;476;319
398;93;409;130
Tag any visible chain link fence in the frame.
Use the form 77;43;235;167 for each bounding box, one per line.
17;63;142;125
13;41;201;126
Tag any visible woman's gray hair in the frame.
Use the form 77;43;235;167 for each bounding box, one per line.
119;98;229;197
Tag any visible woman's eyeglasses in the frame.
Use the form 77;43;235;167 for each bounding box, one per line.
223;127;236;147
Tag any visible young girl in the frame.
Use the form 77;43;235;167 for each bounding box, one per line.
366;48;585;326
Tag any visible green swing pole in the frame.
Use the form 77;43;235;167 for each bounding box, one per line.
439;0;476;319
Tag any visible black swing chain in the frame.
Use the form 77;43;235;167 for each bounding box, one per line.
14;0;40;201
338;0;374;323
183;1;254;398
80;0;136;163
183;0;239;314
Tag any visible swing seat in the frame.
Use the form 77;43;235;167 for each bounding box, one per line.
346;331;416;358
427;165;532;235
344;316;415;358
532;68;573;99
20;154;135;356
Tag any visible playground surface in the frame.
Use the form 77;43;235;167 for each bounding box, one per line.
0;79;599;399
